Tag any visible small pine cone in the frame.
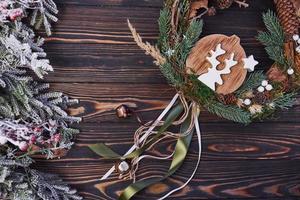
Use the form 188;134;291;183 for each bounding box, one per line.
217;93;237;105
253;92;270;104
274;0;299;38
214;0;234;9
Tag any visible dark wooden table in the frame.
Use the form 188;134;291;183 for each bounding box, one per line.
35;0;300;199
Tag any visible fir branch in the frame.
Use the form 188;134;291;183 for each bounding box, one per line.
177;0;191;35
258;10;284;45
176;19;203;67
273;93;297;109
159;62;184;86
158;8;171;54
257;32;276;47
29;0;59;36
0;156;82;200
206;101;252;124
265;46;290;67
257;10;291;69
235;71;266;96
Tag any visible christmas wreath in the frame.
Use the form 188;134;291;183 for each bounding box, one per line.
0;0;81;199
88;0;300;200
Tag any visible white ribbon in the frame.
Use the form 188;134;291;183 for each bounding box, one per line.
158;105;202;200
101;93;180;180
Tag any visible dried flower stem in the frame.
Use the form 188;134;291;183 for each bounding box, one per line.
127;19;166;66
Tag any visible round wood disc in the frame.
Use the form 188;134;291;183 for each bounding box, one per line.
186;34;247;95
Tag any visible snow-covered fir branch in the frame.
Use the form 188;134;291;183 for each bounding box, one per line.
0;0;82;199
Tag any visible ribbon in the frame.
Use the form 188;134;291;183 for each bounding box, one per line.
118;103;201;200
89;95;203;200
89;94;180;176
119;111;195;200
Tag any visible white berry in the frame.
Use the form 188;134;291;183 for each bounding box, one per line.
257;86;265;93
118;161;129;172
244;99;251;106
265;84;273;91
287;68;294;75
261;80;268;87
296;46;300;53
268;103;275;108
293;34;299;41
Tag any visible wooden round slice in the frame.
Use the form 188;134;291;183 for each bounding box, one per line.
186;34;247;95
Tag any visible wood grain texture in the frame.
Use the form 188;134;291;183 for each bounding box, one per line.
186;34;247;94
51;82;300;123
34;0;300;199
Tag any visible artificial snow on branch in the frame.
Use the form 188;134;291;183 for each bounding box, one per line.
0;0;82;199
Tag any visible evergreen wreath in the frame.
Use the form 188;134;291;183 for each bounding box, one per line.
128;2;300;124
0;0;81;199
89;0;300;200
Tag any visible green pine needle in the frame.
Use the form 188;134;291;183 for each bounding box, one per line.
176;20;203;67
206;101;252;124
236;71;266;96
273;93;297;109
257;10;291;69
259;10;285;45
158;8;171;53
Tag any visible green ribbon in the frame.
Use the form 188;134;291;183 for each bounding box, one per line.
88;103;184;160
89;103;193;200
119;114;193;200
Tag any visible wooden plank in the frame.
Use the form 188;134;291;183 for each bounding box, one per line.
54;0;274;10
31;0;300;199
34;159;300;199
65;122;300;161
41;3;275;83
50;83;300;123
55;0;163;7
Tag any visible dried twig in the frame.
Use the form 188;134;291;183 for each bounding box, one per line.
234;0;249;8
171;0;180;36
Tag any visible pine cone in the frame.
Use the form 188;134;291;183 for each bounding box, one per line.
253;92;270;104
217;93;237;105
274;0;300;39
214;0;234;9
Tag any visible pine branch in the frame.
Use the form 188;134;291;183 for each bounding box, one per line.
29;0;59;36
159;62;184;86
177;0;191;35
260;10;285;45
257;10;291;69
235;70;266;96
273;93;297;109
176;19;203;67
265;46;290;67
158;8;171;54
206;101;252;124
0;156;82;200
